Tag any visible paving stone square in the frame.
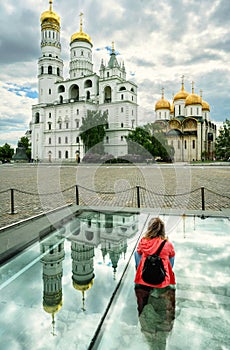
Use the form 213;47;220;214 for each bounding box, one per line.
0;163;229;228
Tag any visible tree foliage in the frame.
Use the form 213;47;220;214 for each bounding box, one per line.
0;143;14;162
19;136;31;160
79;110;108;154
215;119;230;160
126;123;174;161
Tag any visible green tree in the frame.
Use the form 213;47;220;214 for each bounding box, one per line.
126;123;174;161
215;119;230;160
0;143;14;162
19;136;31;160
79;110;108;154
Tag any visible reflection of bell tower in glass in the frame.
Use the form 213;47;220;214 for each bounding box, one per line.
40;234;65;335
71;241;95;311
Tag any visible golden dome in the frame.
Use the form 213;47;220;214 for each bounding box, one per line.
173;82;189;101
40;0;60;26
185;82;202;106
43;300;63;314
170;103;174;114
202;100;210;111
155;88;171;111
185;93;202;106
73;279;94;291
71;13;92;45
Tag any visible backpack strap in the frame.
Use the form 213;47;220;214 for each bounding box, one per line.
154;240;167;256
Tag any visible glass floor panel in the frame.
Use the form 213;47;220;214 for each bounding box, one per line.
0;211;229;350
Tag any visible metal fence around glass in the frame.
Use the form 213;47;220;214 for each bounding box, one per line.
0;184;229;228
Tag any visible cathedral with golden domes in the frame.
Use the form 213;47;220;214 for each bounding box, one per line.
30;0;137;162
154;77;216;162
30;1;216;163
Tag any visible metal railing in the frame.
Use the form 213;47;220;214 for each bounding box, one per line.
0;185;229;218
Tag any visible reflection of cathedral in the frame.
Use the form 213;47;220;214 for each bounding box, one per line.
30;0;138;161
40;211;138;325
154;77;216;161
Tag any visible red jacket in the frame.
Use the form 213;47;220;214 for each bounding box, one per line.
134;237;176;288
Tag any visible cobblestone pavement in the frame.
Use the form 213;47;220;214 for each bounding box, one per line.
0;163;229;228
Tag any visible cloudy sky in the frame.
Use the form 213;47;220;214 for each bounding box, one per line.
0;0;229;147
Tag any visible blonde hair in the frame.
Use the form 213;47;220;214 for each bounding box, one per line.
144;217;166;239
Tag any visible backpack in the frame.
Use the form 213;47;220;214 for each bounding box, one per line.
141;240;167;285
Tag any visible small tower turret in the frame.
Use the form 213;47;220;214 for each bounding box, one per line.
69;13;93;79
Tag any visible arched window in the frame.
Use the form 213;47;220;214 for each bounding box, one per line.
41;66;44;75
121;94;124;100
65;136;68;144
84;80;92;88
119;86;126;91
69;84;79;101
58;151;61;159
184;140;187;149
76;137;80;143
57;67;60;76
121;123;124;128
58;137;61;144
58;85;65;93
48;66;52;74
65;150;68;159
104;86;112;103
131;88;134;92
60;95;63;103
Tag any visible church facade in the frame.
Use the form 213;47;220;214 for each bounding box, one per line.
154;79;216;162
30;1;138;162
30;1;216;163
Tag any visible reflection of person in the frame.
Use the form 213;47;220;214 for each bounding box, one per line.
134;217;176;348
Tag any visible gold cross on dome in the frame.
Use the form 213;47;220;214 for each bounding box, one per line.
80;12;83;31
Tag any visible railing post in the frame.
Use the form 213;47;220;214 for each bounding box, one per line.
201;186;205;211
10;188;15;214
75;185;79;205
136;186;140;208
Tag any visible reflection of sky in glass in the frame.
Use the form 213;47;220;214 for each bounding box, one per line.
0;212;229;350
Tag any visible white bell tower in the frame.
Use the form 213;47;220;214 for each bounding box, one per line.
38;0;64;104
